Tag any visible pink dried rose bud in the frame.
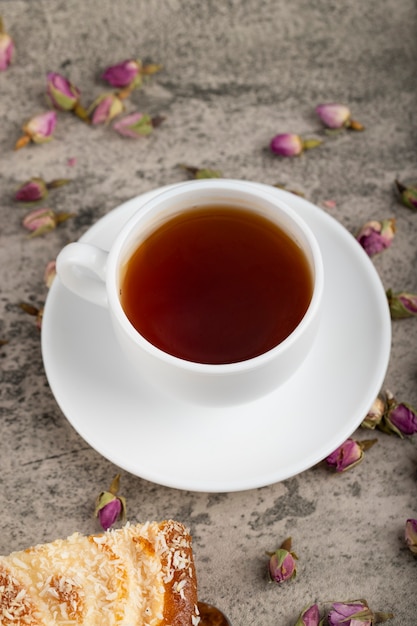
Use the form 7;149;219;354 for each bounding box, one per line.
46;72;89;121
361;395;386;430
325;438;376;472
380;390;417;438
22;208;56;236
88;93;124;125
113;112;164;138
328;600;393;625
14;177;70;202
22;207;74;237
395;179;417;210
270;133;322;157
271;133;302;156
98;498;122;531
315;103;364;131
101;59;142;89
0;17;14;71
14;178;48;202
405;518;417;555
386;401;417;437
267;537;297;584
47;72;80;110
101;58;162;91
94;474;126;531
356;218;396;256
294;603;324;626
325;439;363;472
15;111;57;150
386;288;417;319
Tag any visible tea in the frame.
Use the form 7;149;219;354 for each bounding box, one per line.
120;206;313;364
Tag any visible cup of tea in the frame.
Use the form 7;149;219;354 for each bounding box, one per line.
56;179;324;406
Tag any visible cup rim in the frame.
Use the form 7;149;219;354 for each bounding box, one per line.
107;179;324;373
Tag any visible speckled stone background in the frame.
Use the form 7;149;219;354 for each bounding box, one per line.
1;0;417;624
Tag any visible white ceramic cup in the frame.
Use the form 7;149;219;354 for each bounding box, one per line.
56;179;324;406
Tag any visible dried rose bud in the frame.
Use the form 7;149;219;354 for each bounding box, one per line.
179;164;222;179
325;438;376;472
386;289;417;319
88;93;124;125
94;474;126;531
113;112;163;138
361;395;386;430
0;17;14;71
271;133;302;156
387;402;417;437
101;58;162;93
25;111;57;142
102;59;142;88
325;439;362;472
22;208;56;236
294;603;324;626
356;218;396;256
22;207;74;237
15;111;57;150
315;103;364;131
270;133;322;157
395;180;417;211
380;390;417;438
44;260;56;288
316;103;350;128
98;498;122;531
328;600;393;625
405;518;417;555
47;72;79;110
14;177;71;202
14;178;48;202
46;72;89;121
268;537;297;584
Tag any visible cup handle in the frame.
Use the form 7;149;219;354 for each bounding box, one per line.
56;242;109;308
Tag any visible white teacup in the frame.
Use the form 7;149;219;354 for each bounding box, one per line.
56;179;324;406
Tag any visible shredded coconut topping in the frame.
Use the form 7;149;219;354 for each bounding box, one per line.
0;521;197;625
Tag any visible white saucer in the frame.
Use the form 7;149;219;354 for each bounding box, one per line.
41;183;391;492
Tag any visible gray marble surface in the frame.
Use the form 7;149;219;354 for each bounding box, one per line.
1;0;417;623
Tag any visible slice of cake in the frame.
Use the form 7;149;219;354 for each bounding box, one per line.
0;520;200;625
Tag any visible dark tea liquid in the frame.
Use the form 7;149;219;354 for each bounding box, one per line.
120;206;313;364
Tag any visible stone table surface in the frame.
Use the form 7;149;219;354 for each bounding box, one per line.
1;0;417;624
